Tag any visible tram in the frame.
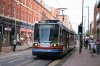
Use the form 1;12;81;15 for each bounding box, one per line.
32;20;76;57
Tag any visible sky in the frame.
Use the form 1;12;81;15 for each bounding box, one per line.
44;0;96;33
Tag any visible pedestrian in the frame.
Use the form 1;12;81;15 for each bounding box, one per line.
12;39;17;52
96;40;100;45
88;38;92;50
85;39;89;49
89;38;96;56
96;40;100;54
16;41;21;46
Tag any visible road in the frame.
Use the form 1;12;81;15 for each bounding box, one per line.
0;49;54;66
0;49;75;66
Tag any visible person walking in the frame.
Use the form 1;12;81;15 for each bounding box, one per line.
89;39;96;56
13;39;17;52
85;39;89;49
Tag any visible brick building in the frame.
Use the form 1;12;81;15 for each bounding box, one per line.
0;0;57;47
93;0;100;40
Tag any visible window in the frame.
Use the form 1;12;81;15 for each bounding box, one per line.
18;7;19;19
14;2;16;18
24;0;26;5
2;1;5;15
8;0;10;16
25;12;26;21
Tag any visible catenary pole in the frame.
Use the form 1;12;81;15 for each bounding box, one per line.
79;0;84;54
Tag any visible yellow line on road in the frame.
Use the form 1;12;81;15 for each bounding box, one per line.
48;59;61;66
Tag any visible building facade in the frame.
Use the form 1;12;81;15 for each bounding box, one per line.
94;0;100;40
0;0;57;47
57;15;73;30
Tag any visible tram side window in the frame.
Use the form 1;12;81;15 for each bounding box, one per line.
59;28;62;42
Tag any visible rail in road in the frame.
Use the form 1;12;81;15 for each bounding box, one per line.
0;49;75;66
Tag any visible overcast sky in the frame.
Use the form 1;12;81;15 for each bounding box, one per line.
44;0;96;33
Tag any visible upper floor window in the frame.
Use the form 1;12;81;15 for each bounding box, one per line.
2;1;5;15
8;0;11;16
14;2;16;18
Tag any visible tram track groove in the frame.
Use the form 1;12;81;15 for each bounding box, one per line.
47;48;76;66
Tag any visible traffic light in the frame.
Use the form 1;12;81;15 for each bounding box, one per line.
78;25;82;35
0;24;3;34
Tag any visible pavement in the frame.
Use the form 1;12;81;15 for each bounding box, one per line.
62;47;100;66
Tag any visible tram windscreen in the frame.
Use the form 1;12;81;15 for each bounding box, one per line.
34;24;59;43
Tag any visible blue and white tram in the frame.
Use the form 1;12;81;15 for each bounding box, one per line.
32;20;76;57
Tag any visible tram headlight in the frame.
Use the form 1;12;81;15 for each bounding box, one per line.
51;43;58;47
34;43;39;46
35;43;38;46
53;44;57;47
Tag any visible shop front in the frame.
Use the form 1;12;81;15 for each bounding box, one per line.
97;24;100;40
2;20;12;47
2;18;20;47
20;22;33;47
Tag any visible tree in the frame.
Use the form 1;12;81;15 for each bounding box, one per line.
86;31;90;37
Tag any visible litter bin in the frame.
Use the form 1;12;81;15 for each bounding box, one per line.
96;44;100;54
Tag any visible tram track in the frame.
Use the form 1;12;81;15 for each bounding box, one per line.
0;48;76;66
47;48;76;66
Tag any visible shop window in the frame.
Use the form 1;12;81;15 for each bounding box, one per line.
3;32;10;44
28;32;32;40
20;31;27;41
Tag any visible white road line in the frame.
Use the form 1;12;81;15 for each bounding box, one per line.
8;58;24;63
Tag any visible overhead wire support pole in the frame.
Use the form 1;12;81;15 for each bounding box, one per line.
79;0;84;54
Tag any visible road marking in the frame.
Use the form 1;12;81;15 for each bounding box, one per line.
8;58;24;63
48;60;61;66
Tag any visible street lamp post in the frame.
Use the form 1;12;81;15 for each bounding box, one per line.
61;10;64;22
57;8;67;22
83;16;86;47
83;16;86;36
85;6;89;34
